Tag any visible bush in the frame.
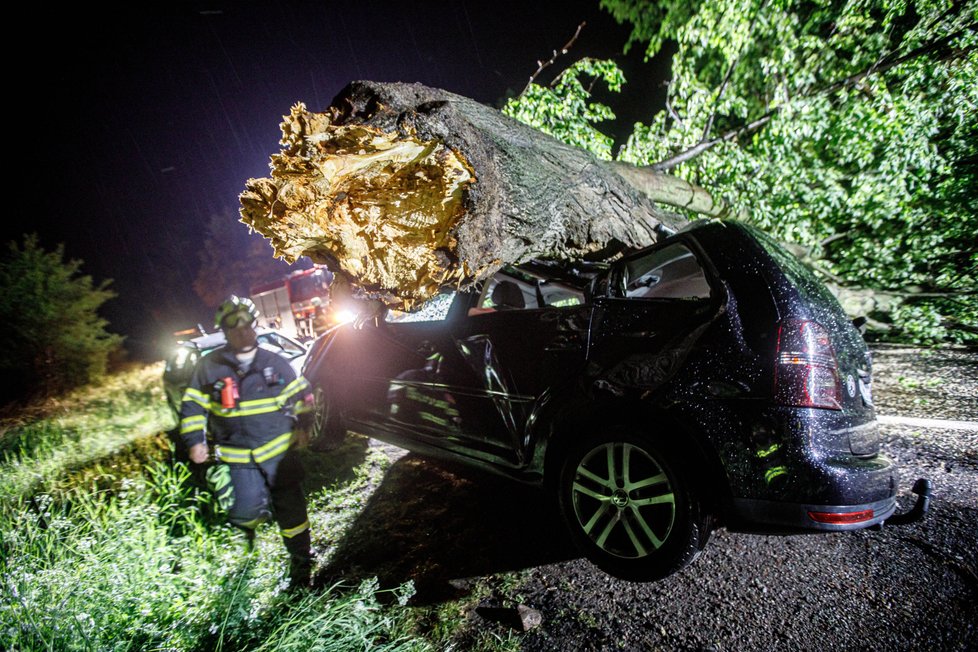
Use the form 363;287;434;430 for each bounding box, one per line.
0;235;123;403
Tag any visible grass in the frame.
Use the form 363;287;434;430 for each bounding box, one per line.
0;363;174;501
0;364;438;651
895;374;942;391
0;363;529;651
0;460;429;651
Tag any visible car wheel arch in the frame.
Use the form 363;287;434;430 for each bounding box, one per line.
552;418;714;580
309;382;347;450
542;402;729;520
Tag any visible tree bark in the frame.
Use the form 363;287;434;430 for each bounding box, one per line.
240;81;710;309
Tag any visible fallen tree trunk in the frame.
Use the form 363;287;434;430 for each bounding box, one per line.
240;81;716;309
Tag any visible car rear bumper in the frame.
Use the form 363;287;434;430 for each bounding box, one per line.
731;494;896;532
731;475;931;532
727;446;903;532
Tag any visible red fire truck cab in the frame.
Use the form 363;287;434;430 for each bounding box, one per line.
250;266;333;340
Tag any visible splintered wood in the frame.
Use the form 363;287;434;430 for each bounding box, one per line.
241;104;474;310
241;81;688;310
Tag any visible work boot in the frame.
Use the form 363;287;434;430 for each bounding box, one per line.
284;530;313;590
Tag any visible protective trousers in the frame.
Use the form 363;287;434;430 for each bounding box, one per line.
224;450;312;584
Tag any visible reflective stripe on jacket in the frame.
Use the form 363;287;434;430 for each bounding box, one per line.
216;431;293;464
179;346;311;458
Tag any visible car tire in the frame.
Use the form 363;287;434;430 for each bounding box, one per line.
557;428;709;581
310;385;346;451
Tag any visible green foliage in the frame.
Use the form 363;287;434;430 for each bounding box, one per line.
510;0;977;344
0;419;427;652
619;0;977;343
0;235;124;401
599;0;703;57
503;58;625;160
2;467;234;651
0;463;428;651
250;578;427;652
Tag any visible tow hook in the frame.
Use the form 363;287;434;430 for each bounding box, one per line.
882;478;931;526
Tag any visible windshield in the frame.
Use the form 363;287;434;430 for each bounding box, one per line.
288;271;329;302
386;292;457;323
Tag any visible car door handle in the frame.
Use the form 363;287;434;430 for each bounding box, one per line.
545;334;580;351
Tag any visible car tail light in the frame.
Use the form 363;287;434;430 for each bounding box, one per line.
808;509;874;524
774;320;842;410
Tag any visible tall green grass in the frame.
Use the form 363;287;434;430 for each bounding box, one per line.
0;364;174;501
1;461;229;650
0;364;431;651
0;457;429;651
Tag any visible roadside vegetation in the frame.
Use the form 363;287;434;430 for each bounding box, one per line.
0;364;523;651
0;364;172;502
0;235;124;404
505;0;976;345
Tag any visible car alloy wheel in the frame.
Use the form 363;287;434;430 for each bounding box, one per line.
571;441;676;559
558;429;708;581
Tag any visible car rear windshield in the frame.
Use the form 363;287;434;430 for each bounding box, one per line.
746;226;839;309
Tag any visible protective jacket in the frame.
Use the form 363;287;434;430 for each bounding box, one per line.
179;345;311;460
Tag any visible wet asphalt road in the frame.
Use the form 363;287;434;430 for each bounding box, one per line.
323;345;977;651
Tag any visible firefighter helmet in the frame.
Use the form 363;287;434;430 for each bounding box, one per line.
215;295;260;330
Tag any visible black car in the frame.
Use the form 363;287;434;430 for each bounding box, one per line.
303;220;928;581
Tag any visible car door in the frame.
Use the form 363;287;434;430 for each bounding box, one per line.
587;239;725;395
335;292;465;440
333;271;590;467
446;269;591;465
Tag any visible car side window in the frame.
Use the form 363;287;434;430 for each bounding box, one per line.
478;276;533;311
623;243;711;299
385;292;457;323
470;272;585;315
540;280;586;308
259;332;305;357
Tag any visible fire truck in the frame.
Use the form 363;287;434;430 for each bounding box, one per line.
250;266;333;340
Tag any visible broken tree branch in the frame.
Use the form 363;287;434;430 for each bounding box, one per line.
520;21;587;97
240;81;706;309
653;112;774;172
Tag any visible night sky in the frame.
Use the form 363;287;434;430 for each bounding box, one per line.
14;1;668;359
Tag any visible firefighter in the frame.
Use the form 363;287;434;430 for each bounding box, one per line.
179;295;315;588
